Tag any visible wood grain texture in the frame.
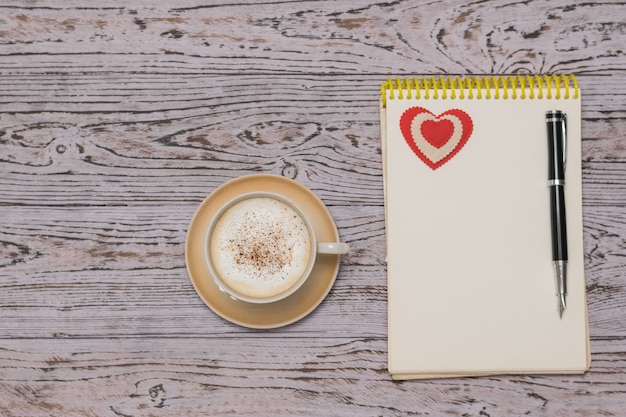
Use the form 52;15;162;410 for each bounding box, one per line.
1;338;625;417
1;0;626;415
1;1;624;75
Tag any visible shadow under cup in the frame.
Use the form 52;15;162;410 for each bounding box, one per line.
205;191;348;304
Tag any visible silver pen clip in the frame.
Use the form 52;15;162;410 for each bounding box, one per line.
561;113;567;172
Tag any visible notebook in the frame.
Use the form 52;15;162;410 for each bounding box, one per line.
380;75;590;380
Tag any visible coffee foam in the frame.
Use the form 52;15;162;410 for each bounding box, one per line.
210;197;312;299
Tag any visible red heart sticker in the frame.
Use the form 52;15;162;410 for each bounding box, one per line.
400;107;473;170
421;119;454;149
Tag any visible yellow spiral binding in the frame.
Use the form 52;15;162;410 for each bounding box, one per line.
381;75;579;107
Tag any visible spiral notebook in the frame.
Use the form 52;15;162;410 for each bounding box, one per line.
380;75;590;380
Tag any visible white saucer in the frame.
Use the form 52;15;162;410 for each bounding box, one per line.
185;174;342;328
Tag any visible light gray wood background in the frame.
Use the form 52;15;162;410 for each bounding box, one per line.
1;1;625;415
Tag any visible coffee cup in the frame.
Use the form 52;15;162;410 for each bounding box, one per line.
205;191;349;303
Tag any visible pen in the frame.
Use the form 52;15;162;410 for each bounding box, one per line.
546;110;568;318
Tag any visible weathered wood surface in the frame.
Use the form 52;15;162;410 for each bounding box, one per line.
1;0;625;415
1;338;625;417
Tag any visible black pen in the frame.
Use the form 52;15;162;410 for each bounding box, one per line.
546;110;568;318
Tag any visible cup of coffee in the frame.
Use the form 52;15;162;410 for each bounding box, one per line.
205;191;349;303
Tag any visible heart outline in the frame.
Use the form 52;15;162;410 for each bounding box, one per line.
400;107;473;170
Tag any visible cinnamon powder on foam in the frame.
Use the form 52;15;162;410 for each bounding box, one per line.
212;198;311;296
230;211;293;277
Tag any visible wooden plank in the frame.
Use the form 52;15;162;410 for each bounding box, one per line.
1;1;625;75
0;337;624;416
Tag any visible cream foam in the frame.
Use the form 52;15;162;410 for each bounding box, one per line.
210;197;312;299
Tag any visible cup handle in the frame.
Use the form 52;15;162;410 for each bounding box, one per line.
317;242;350;255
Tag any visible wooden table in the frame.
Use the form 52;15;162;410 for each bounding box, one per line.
1;1;624;415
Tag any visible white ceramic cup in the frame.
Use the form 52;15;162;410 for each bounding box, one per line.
205;191;349;303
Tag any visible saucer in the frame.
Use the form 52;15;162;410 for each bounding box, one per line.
185;174;342;328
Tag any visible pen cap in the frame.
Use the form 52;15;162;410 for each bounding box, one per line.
546;110;567;181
